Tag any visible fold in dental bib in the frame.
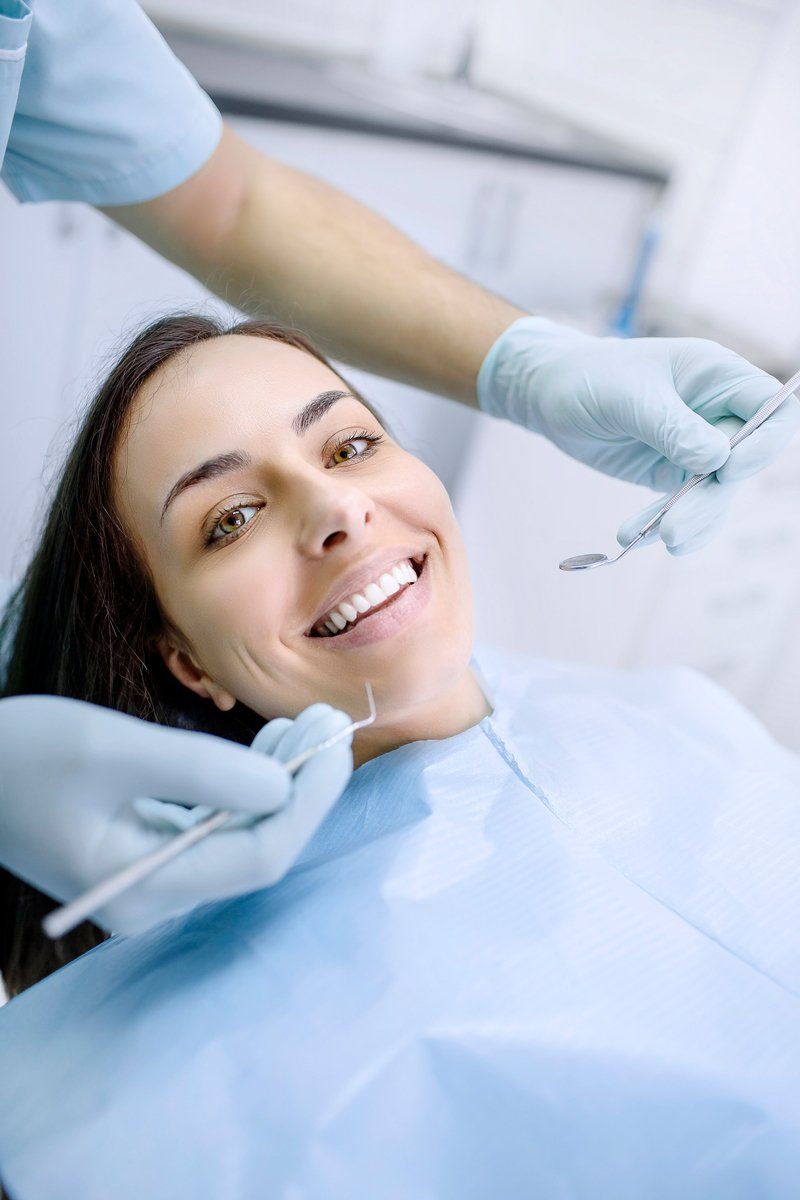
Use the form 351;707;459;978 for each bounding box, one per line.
1;644;799;1200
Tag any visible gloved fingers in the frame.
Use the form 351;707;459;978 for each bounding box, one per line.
715;368;786;422
252;703;355;767
249;717;293;757
244;732;354;886
287;706;354;769
119;721;292;816
627;382;731;477
642;457;687;495
132;796;213;832
617;477;736;552
716;396;800;485
285;702;354;747
617;495;673;549
664;518;724;557
672;353;800;484
132;797;255;833
658;477;736;551
669;339;781;421
97;713;355;932
152;720;354;904
131;706;353;837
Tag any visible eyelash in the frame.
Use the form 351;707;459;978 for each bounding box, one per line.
203;429;385;548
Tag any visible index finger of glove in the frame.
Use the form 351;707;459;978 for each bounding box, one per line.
244;735;354;885
617;495;672;549
120;722;292;815
617;476;733;551
252;703;355;767
248;717;292;757
657;476;736;549
155;735;354;903
715;390;800;485
132;797;258;832
620;382;731;477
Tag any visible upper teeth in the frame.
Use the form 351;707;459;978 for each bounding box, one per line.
314;559;418;636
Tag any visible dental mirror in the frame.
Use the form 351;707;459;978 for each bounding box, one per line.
559;552;612;572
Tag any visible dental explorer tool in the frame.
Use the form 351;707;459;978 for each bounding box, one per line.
42;682;377;940
559;368;800;572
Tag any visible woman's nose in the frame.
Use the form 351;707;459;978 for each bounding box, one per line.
297;480;377;558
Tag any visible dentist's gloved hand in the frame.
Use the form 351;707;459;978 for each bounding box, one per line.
477;317;800;555
0;696;353;935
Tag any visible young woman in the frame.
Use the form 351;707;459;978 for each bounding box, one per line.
0;314;798;1199
0;313;489;997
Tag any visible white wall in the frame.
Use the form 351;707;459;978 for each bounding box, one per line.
473;0;800;365
676;2;800;363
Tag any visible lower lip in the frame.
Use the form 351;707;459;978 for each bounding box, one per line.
309;556;432;649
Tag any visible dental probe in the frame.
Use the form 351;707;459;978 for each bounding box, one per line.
43;682;376;941
559;367;800;572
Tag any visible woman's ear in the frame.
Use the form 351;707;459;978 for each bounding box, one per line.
156;633;237;712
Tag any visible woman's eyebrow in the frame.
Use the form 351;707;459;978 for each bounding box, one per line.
160;390;355;522
161;451;252;523
291;389;354;436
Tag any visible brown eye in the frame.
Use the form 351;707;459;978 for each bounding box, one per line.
209;504;260;543
221;510;247;533
331;436;375;465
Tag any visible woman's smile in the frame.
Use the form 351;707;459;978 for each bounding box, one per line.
306;552;431;649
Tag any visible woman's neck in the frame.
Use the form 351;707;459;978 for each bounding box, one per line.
351;666;492;768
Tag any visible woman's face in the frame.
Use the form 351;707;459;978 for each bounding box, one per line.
114;334;476;742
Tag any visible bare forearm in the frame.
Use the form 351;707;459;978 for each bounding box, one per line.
102;126;524;406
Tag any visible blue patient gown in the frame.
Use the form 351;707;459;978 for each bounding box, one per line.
1;643;800;1200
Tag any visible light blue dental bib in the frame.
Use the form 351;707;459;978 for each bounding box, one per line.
1;644;799;1199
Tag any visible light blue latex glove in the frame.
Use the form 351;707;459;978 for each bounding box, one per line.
0;697;353;935
477;317;800;555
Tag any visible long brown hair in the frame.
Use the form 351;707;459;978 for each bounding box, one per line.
0;313;380;998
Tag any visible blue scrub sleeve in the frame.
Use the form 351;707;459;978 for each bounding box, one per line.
1;0;223;205
0;1;32;170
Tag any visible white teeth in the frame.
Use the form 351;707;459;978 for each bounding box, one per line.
313;556;423;637
379;572;401;596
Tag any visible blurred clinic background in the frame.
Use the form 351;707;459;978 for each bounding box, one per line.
1;0;799;748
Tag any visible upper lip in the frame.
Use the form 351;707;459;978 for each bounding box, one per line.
305;545;426;633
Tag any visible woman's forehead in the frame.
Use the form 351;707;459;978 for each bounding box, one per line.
132;334;341;433
114;334;363;525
